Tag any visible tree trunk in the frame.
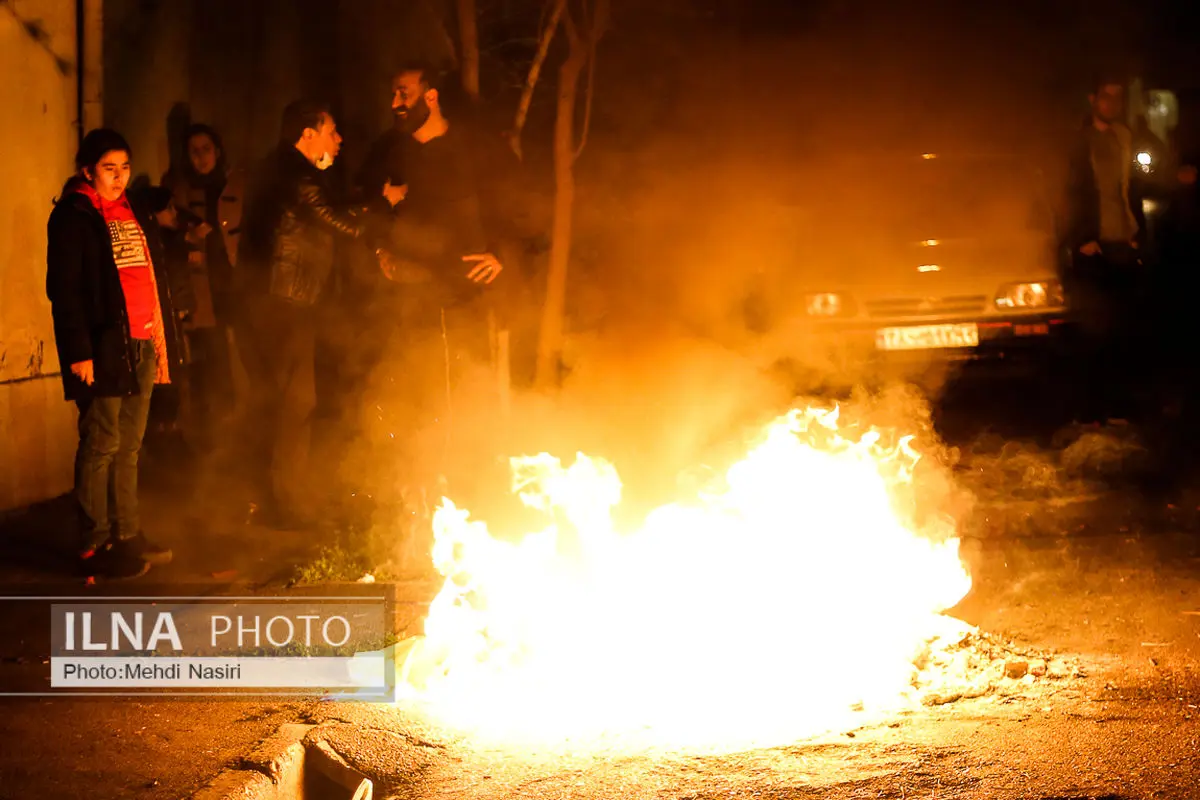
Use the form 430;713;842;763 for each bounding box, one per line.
456;0;480;100
534;48;587;389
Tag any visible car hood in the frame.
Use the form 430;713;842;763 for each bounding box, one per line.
797;232;1060;297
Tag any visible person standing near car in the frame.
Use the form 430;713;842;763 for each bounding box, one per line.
1064;77;1148;420
46;129;181;579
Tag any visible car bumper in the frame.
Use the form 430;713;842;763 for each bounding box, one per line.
797;312;1073;370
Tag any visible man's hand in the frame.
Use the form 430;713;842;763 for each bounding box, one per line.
377;249;396;280
463;253;503;284
382;181;408;207
377;250;432;284
71;360;95;386
1079;241;1102;256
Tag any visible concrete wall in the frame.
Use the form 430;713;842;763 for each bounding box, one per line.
0;1;82;510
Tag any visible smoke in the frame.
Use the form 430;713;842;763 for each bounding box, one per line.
333;277;993;581
193;1;1129;570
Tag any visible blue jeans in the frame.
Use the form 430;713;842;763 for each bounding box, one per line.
75;339;157;549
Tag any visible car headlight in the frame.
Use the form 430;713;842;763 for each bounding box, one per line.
805;292;849;316
994;280;1064;310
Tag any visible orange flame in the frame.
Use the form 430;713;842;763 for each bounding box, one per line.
397;406;972;752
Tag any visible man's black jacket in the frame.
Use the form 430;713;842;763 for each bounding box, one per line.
246;146;366;307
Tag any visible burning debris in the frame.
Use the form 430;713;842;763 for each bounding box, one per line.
909;616;1082;707
383;403;1001;753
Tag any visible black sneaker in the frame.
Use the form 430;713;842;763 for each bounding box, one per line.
123;533;174;565
80;539;151;581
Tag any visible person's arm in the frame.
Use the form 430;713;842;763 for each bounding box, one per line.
45;208;95;370
376;249;434;284
167;232;198;316
1063;136;1098;254
296;176;365;239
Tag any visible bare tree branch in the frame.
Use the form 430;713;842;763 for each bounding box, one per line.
457;0;481;99
508;0;568;160
573;30;597;161
419;0;459;68
573;0;609;161
562;0;581;46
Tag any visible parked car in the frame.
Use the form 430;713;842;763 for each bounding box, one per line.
758;152;1071;384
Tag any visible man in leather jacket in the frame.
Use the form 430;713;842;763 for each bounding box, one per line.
242;100;391;528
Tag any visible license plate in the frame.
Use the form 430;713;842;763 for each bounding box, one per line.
876;323;979;351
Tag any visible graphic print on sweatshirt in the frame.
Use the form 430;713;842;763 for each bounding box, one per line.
108;219;151;270
106;217;157;338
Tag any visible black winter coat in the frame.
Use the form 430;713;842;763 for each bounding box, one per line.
46;186;184;401
245;147;366;307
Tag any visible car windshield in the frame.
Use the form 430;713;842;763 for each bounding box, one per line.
822;157;1054;241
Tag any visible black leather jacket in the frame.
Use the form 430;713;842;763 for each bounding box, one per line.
258;147;365;307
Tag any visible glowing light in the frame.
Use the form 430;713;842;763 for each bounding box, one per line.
396;407;973;753
805;292;844;316
920;239;939;247
917;264;941;273
1136;151;1152;166
994;280;1063;310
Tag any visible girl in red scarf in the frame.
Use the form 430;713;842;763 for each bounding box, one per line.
47;129;181;579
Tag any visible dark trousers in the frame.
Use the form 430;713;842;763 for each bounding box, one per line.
74;339;157;549
252;300;317;513
1066;243;1146;420
179;325;234;445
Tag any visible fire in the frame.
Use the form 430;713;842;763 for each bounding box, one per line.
395;406;972;753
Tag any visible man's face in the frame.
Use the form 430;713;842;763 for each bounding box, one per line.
391;71;431;132
307;113;342;164
187;133;219;176
87;150;131;201
1091;83;1124;125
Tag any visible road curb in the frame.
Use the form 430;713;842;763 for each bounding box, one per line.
189;721;379;800
190;723;312;800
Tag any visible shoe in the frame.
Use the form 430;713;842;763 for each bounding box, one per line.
123;532;174;565
80;538;151;581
